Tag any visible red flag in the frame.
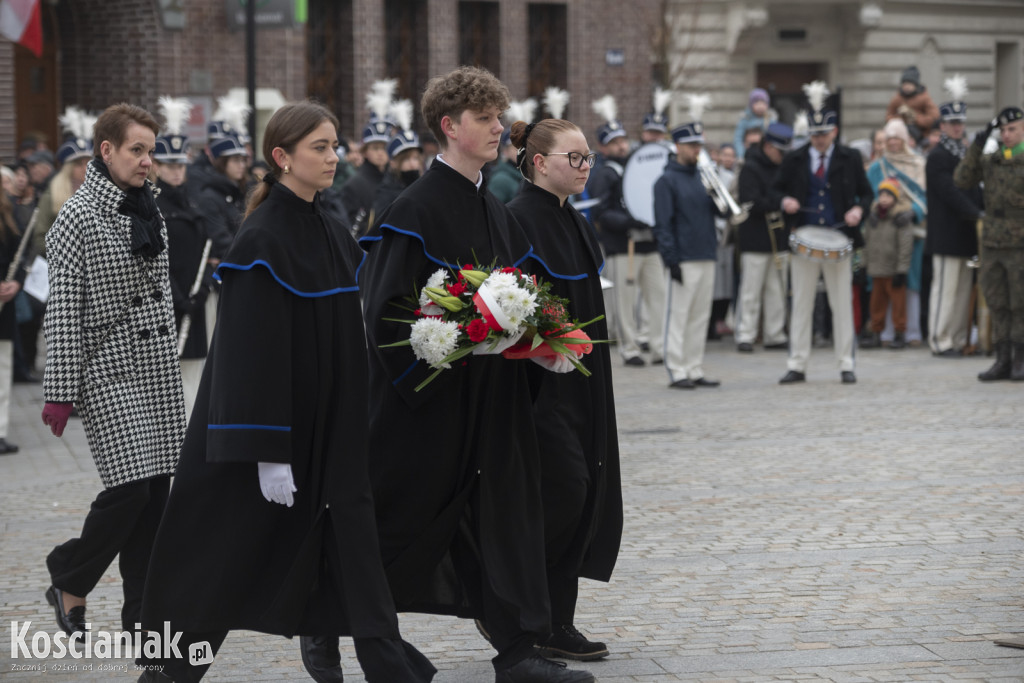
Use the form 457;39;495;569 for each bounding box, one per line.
0;0;43;58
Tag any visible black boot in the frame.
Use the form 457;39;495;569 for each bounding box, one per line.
978;341;1012;382
889;331;906;350
1012;343;1024;381
860;331;881;349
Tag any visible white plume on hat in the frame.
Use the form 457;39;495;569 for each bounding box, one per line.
591;95;618;124
653;87;672;117
686;93;711;122
388;99;414;133
544;87;570;119
793;111;810;137
214;95;252;137
366;79;398;120
157;96;193;136
59;106;93;140
802;81;830;113
506;98;538;125
944;73;968;101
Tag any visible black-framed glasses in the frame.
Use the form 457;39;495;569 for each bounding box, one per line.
542;152;597;169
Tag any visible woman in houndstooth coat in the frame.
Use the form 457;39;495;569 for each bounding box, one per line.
40;103;186;639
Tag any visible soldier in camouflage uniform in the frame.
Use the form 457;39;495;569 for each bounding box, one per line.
954;106;1024;381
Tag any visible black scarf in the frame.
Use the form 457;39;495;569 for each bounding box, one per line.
94;159;166;260
939;133;966;161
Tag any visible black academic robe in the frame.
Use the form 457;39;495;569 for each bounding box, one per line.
156;180;209;359
142;182;401;640
359;162;549;635
507;183;623;589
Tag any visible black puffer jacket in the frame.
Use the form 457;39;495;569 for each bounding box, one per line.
736;144;786;253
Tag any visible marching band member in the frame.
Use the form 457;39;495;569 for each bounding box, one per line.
775;82;872;385
925;75;982;357
955;105;1024;381
342;79;395;235
734;123;793;353
653;94;721;389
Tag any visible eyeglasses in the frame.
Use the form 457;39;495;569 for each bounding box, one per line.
542;152;597;169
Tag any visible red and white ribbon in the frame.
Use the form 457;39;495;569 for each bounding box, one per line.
473;282;515;332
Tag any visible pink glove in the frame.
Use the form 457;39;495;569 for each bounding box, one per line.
42;402;74;437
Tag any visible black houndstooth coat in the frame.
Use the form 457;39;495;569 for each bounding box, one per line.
43;161;186;488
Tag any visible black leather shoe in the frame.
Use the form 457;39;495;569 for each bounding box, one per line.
693;377;720;387
736;342;754;353
623;356;645;367
763;342;788;350
299;635;344;683
669;378;695;389
45;586;86;635
495;654;595;683
12;371;41;384
0;438;18;454
778;370;805;384
933;348;963;358
537;624;608;661
841;371;857;384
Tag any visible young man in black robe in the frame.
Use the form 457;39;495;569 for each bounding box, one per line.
335;67;594;683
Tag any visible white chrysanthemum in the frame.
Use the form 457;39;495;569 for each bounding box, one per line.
419;269;450;309
483;271;519;290
409;317;461;368
492;285;538;327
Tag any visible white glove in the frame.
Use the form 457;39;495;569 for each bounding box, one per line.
472;327;525;355
530;353;576;373
257;462;296;507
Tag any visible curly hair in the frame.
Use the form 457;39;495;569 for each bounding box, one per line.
421;66;510;147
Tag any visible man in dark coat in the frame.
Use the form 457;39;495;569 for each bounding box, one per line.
734;123;793;353
358;67;594;683
775;91;873;385
341;119;390;235
925;96;982;357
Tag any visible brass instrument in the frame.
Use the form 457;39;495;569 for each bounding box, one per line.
697;149;750;226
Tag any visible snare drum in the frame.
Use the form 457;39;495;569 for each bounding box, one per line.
789;226;853;262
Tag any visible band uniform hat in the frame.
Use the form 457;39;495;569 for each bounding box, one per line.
596;119;627;146
208;132;248;159
807;109;837;134
154;134;190;163
362;117;393;146
57;137;92;165
939;100;967;122
387;128;422;159
763;122;794;150
642;111;669;133
207;120;232;141
997;106;1024;127
878;177;900;201
671;121;704;145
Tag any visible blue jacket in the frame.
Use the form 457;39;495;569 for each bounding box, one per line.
652;158;718;264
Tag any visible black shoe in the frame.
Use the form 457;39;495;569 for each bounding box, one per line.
778;370;805;384
299;635;344;683
979;341;1012;382
669;378;695;389
841;371;857;384
693;377;720;387
0;438;18;454
496;654;595;683
889;332;906;350
650;357;663;365
859;331;882;349
933;348;963;358
639;341;650;352
736;342;754;353
13;371;40;384
45;586;86;635
537;624;609;662
763;342;788;350
623;356;645;367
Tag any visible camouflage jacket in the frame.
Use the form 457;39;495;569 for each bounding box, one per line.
954;141;1024;248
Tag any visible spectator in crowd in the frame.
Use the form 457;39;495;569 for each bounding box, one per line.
860;179;915;350
733;88;777;160
886;65;940;145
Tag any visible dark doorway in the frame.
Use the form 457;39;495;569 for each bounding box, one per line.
757;62;826;127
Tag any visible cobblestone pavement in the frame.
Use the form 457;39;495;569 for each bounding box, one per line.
2;340;1023;682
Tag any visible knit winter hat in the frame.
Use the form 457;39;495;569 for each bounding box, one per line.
878;178;900;200
900;66;921;86
749;88;769;106
883;117;911;145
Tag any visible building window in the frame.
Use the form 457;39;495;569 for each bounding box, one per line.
386;0;430;131
459;1;500;76
307;0;354;135
527;3;567;112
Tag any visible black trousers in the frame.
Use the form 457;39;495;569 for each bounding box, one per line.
47;476;170;631
158;631;434;682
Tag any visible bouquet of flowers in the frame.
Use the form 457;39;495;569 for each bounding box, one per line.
382;263;605;391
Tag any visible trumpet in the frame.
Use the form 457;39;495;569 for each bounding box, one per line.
697;149;750;225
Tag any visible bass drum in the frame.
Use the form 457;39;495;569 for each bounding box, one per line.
621;142;671;226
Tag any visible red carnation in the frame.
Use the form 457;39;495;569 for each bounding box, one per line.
466;318;490;342
447;282;467;297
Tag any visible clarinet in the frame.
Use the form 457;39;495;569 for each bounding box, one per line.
0;208;39;314
177;239;213;357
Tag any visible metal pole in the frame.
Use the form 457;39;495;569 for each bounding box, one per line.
246;0;257;153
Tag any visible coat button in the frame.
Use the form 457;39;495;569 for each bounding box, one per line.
150;290;164;301
139;329;152;340
132;296;143;307
158;325;170;336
